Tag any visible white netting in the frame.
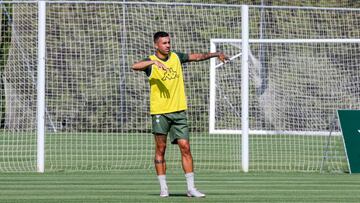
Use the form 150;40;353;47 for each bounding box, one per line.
43;2;243;171
0;3;38;172
0;2;358;172
212;7;359;172
250;7;359;172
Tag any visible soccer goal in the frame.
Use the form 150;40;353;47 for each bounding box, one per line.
0;1;359;173
210;6;360;172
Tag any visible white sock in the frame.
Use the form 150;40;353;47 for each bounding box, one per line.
185;172;195;191
157;175;168;191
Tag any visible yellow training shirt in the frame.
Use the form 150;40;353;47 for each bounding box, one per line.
148;52;188;115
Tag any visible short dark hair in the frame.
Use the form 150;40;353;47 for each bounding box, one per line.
153;31;169;43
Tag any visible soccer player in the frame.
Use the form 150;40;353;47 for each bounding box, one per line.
132;31;228;198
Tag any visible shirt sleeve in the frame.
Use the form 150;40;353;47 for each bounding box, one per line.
174;52;189;64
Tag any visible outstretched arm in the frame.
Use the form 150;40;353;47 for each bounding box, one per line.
187;52;229;63
132;60;168;71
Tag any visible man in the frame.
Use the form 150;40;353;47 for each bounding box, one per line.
132;31;228;198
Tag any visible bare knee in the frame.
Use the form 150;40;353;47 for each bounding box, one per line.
178;140;192;157
156;142;167;156
154;135;167;157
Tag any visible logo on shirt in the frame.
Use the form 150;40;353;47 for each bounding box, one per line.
162;67;179;81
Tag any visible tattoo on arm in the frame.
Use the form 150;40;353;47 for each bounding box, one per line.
203;53;216;60
188;52;219;62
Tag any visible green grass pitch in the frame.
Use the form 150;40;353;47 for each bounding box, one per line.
0;132;348;172
1;170;360;203
0;132;354;202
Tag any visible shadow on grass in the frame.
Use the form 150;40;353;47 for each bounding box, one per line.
149;193;188;197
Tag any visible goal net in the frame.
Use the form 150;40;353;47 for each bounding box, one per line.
0;1;244;172
210;7;360;172
0;1;358;172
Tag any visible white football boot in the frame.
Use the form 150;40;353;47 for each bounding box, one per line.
160;188;169;197
187;188;205;198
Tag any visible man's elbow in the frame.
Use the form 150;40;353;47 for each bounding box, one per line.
132;64;139;71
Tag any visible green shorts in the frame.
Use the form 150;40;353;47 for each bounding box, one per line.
151;111;189;144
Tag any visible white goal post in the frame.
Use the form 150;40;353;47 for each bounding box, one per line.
37;0;46;173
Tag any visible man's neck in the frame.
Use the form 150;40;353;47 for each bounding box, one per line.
155;51;169;61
